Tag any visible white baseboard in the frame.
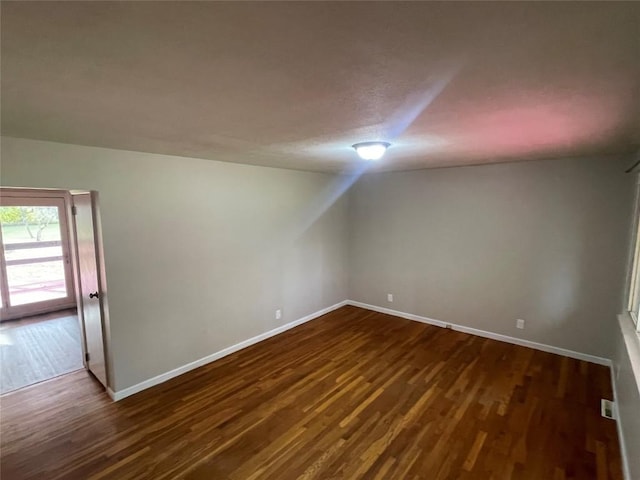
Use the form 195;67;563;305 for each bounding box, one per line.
110;300;348;401
110;299;611;399
346;300;612;366
610;365;631;480
109;298;628;476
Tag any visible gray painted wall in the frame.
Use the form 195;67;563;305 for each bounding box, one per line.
348;155;634;359
0;137;349;391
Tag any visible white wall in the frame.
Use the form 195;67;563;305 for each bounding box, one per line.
0;137;349;391
348;155;635;359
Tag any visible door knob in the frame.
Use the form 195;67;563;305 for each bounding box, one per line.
89;292;99;299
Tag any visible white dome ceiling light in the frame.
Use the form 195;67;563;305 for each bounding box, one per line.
352;141;391;161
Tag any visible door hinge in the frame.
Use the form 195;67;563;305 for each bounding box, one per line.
85;352;90;362
71;205;77;215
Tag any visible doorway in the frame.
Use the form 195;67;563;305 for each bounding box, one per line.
0;192;75;319
0;188;109;394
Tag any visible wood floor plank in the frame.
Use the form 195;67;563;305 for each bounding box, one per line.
0;305;623;479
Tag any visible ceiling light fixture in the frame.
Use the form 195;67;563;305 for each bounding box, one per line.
352;141;390;161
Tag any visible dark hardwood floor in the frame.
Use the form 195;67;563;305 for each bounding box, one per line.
0;306;622;479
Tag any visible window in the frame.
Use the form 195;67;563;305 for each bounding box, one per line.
627;176;640;332
0;190;76;320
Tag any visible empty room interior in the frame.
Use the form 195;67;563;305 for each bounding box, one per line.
1;2;639;479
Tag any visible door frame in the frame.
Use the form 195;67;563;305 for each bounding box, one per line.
0;188;77;320
0;187;113;394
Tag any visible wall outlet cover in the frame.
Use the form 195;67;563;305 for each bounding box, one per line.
387;294;393;302
516;319;525;329
601;399;616;420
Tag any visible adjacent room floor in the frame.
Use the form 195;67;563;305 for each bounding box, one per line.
0;309;83;394
0;306;622;479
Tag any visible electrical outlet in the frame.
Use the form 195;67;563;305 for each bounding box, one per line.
516;319;525;329
387;293;393;302
275;309;282;320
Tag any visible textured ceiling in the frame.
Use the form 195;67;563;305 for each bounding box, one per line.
1;1;639;173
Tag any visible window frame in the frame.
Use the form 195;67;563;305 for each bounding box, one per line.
627;174;640;332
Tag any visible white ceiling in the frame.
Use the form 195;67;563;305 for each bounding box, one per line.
1;2;639;173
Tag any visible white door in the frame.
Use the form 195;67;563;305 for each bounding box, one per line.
0;193;76;320
72;193;107;387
